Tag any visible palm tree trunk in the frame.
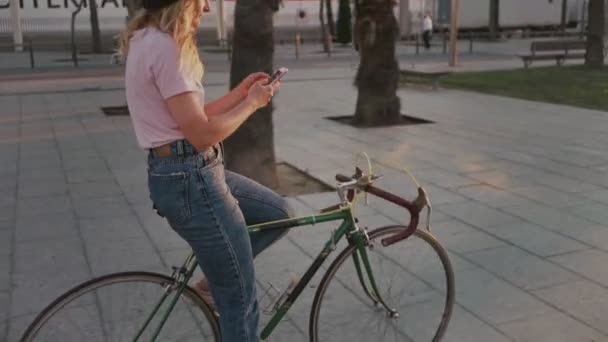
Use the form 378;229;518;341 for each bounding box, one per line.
585;0;605;68
352;0;401;127
326;0;336;38
225;0;279;189
489;0;499;40
320;0;330;51
89;0;102;52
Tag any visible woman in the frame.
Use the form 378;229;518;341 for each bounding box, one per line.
118;0;293;340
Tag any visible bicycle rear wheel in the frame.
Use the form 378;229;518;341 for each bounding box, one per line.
310;226;454;342
20;272;221;342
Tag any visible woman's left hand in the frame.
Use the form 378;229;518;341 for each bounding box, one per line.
237;72;270;98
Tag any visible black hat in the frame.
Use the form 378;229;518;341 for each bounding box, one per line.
142;0;181;10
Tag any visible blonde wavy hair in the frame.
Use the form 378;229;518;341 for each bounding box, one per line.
117;0;204;83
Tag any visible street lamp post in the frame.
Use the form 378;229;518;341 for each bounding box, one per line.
216;0;227;47
10;0;23;52
448;0;459;66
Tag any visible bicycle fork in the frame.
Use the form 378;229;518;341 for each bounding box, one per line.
351;238;399;318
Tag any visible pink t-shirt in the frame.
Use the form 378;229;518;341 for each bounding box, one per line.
125;27;203;149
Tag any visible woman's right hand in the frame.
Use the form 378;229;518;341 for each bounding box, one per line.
246;80;275;110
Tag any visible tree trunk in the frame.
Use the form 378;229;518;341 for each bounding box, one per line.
488;0;499;40
585;0;605;68
225;0;279;189
352;0;401;127
320;0;330;51
126;0;142;18
89;0;102;53
336;0;352;44
326;0;336;38
561;0;568;32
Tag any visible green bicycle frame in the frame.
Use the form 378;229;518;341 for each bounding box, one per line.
139;205;387;342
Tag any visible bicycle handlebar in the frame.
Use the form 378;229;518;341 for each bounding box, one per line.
332;173;428;246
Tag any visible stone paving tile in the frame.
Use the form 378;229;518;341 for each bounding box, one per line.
67;180;124;200
563;225;608;251
453;184;528;208
464;246;580;291
0;291;8;322
416;169;481;189
464;170;538;190
525;174;601;194
567;203;608;226
508;185;594;209
501;204;594;238
11;266;91;317
549;249;608;287
442;305;514;342
17;166;64;183
0;321;6;342
14;236;86;275
498;312;608;342
61;156;108;171
0;229;11;258
430;220;507;254
0;253;10;292
79;214;148;245
454;267;554;326
437;201;522;229
475;221;590;257
580;188;608;205
8;68;608;341
15;212;77;242
17;179;67;199
6;312;36;342
72;195;133;219
17;194;72;217
65;167;116;184
533;280;608;335
84;236;165;277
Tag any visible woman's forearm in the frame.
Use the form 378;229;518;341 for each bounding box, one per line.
204;87;245;117
192;98;259;148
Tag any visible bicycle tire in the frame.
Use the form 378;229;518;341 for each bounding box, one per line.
309;226;455;342
20;271;221;342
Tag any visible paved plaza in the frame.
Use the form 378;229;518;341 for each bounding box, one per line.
1;43;608;341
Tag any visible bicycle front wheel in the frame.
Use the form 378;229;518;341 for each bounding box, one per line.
310;226;454;342
20;272;221;342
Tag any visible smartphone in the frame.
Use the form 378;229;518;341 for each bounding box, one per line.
268;67;289;85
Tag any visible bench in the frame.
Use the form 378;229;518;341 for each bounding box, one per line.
519;40;586;69
400;69;452;90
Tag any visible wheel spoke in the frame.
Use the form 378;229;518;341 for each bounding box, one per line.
20;273;220;342
311;226;454;342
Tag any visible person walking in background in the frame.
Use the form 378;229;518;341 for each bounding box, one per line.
422;11;433;49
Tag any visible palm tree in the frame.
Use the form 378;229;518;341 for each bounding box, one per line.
585;0;605;68
89;0;102;52
352;0;401;126
224;0;280;189
336;0;352;45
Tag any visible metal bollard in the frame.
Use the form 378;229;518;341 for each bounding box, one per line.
415;34;420;55
442;34;447;54
469;37;473;54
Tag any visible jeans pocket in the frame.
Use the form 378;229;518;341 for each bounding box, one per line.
148;171;191;225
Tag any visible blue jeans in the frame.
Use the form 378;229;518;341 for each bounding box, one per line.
147;143;292;342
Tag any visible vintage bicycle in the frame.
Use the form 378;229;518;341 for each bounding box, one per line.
21;163;455;342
